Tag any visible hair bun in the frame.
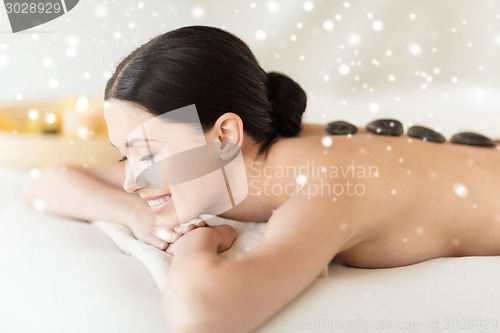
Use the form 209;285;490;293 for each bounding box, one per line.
267;72;307;137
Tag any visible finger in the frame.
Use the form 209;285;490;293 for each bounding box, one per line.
173;218;206;233
142;235;169;250
193;218;206;227
173;223;195;234
211;225;237;253
155;229;181;243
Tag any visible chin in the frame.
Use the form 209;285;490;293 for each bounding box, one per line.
155;208;180;227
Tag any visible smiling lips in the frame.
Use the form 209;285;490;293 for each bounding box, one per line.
144;194;171;214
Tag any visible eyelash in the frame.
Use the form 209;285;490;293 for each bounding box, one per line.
139;154;154;162
117;155;154;163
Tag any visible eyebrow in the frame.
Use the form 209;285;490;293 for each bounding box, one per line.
127;138;158;148
109;138;158;149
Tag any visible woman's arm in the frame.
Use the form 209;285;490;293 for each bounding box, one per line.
24;165;132;222
23;165;179;250
163;196;360;333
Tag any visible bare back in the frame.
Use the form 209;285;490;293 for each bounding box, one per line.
241;124;500;268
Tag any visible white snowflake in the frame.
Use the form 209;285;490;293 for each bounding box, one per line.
192;6;204;19
296;174;307;185
266;1;280;13
48;78;59;89
42;57;53;67
368;102;380;113
453;183;468;198
303;1;314;11
45;113;56;124
28;109;39;120
323;20;334;31
339;64;350;75
495;34;500;45
33;198;46;212
348;33;361;45
30;168;41;179
66;48;77;57
94;5;108;18
322;136;333;147
0;55;9;68
372;20;383;31
407;42;422;57
255;30;266;41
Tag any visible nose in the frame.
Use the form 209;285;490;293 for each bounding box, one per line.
123;163;142;193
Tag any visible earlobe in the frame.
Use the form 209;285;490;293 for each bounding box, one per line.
216;113;244;147
219;142;240;160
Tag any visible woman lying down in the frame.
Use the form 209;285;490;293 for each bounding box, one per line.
25;26;500;333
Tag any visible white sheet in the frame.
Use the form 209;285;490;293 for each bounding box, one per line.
2;164;500;333
91;218;268;292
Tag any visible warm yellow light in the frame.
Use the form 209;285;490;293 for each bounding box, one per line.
28;109;39;120
76;96;89;112
45;113;56;124
77;126;89;139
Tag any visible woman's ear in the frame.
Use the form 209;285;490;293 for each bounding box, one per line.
211;113;244;161
213;113;244;147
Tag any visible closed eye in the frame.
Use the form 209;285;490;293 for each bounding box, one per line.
139;154;155;162
118;156;127;163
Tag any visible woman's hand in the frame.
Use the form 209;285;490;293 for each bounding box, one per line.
173;217;206;234
128;220;181;251
171;223;237;256
128;213;211;252
124;200;182;251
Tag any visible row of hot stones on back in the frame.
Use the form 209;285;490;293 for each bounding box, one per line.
326;119;498;148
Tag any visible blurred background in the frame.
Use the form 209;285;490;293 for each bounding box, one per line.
1;0;500;166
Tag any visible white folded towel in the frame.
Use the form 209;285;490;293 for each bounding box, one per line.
92;217;267;291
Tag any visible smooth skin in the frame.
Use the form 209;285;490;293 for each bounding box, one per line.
25;100;500;333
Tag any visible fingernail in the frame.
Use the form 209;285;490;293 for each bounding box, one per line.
156;229;168;238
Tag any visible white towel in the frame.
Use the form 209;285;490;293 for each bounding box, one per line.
92;217;267;291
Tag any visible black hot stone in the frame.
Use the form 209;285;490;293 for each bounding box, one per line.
407;126;446;143
450;132;496;147
366;119;404;136
326;121;358;135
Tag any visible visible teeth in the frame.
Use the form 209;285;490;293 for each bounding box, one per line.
147;196;169;207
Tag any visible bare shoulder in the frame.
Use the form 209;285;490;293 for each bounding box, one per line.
260;193;368;260
299;123;328;136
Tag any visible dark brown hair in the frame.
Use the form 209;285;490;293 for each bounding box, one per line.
105;25;307;154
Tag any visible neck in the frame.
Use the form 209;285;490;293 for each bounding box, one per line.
217;143;280;222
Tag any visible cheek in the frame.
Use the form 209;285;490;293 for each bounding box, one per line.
203;129;218;143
